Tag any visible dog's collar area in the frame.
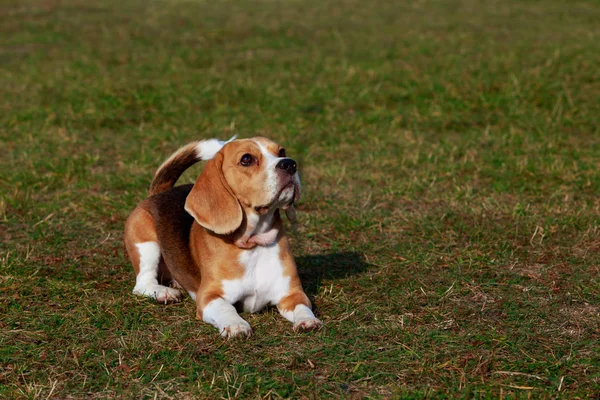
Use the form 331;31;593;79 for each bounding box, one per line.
234;226;279;249
232;206;285;249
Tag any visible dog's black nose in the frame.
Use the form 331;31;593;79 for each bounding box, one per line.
276;158;297;175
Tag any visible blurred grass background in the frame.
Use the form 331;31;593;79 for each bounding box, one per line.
1;0;599;397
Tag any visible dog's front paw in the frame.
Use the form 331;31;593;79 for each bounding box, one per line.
221;320;253;339
154;287;184;304
155;288;183;304
293;317;323;332
133;285;184;304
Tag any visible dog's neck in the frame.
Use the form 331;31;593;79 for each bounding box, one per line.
233;208;281;249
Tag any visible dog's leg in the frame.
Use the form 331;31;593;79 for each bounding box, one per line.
132;242;183;304
199;296;252;338
277;291;322;332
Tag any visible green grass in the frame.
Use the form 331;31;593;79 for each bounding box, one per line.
1;0;599;397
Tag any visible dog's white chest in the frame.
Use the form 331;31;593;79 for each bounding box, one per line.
221;243;290;313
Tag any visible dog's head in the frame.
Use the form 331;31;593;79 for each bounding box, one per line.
184;137;301;235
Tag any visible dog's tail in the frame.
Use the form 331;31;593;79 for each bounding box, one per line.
148;136;235;196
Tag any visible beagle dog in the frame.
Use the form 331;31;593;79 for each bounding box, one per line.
124;137;322;337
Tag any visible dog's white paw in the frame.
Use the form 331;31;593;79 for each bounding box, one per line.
133;285;183;304
293;317;323;332
154;287;184;304
220;320;253;339
171;279;183;289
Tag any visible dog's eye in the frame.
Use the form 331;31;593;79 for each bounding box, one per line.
240;154;254;166
278;148;286;157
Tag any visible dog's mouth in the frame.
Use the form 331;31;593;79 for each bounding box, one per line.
254;182;297;214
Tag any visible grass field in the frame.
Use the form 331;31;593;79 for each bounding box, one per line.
1;0;599;398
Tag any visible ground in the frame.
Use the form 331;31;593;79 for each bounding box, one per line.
1;0;599;398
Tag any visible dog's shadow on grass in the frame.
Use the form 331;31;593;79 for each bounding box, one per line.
296;252;368;297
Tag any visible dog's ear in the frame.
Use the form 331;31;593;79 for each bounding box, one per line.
185;152;243;235
284;205;297;222
284;177;301;222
